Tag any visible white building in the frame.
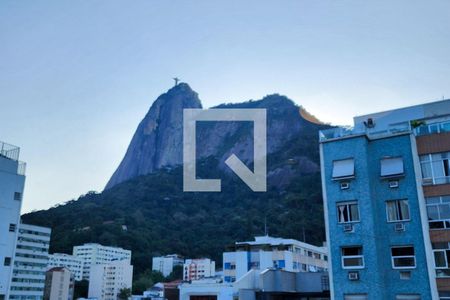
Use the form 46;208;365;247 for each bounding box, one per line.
47;254;83;281
223;235;328;282
152;254;183;277
10;223;52;300
183;258;215;281
0;141;26;300
179;278;234;300
43;267;74;300
88;260;133;300
73;243;131;280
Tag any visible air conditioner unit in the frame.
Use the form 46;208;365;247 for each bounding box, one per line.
394;223;405;232
348;271;359;281
389;180;399;188
343;224;353;232
340;182;350;190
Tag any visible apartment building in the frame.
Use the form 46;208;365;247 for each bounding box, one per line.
47;254;83;282
88;260;133;300
43;267;74;300
319;99;450;299
183;258;215;281
152;254;183;277
0;141;26;300
10;223;52;300
73;243;131;280
222;235;328;283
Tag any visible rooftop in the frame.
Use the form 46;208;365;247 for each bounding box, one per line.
320;99;450;142
234;235;326;253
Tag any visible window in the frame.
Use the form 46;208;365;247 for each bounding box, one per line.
439;291;450;300
395;295;420;300
432;242;450;277
426;196;450;229
391;246;415;269
386;200;410;222
9;224;16;232
344;294;368;300
381;157;404;177
420;152;450;185
341;246;364;269
332;159;355;179
4;257;11;266
337;201;360;223
14;192;22;201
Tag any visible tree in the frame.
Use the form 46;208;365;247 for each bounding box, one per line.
166;265;183;281
118;288;131;300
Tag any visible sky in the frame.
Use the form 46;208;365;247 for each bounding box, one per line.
1;0;450;213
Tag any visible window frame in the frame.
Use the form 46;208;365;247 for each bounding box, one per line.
391;246;416;270
332;158;355;180
380;157;404;178
341;246;364;270
426;195;450;230
337;201;360;224
385;199;411;223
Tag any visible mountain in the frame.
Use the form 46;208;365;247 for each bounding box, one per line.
106;83;202;189
106;83;325;190
22;84;331;290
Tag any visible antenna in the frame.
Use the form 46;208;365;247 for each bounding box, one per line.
264;217;268;236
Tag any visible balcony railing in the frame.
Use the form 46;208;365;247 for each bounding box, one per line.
414;120;450;136
0;141;20;161
319;126;355;141
319;123;411;142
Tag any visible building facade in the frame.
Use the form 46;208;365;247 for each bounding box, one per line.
43;267;74;300
222;235;328;283
183;258;215;281
0;141;26;300
319;99;450;299
72;243;131;281
152;254;183;277
47;254;83;282
10;223;52;300
88;260;133;300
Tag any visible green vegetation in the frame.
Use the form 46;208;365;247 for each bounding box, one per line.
22;117;327;285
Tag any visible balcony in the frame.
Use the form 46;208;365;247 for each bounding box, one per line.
319;123;411;142
414;120;450;136
0;141;21;161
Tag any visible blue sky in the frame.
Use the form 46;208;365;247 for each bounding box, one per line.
1;0;449;212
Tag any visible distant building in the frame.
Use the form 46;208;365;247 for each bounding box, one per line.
88;260;133;300
73;243;131;280
318;100;450;299
48;253;83;281
179;269;330;300
183;258;215;281
223;235;328;283
44;267;74;300
0;141;26;300
152;254;183;277
10;223;52;300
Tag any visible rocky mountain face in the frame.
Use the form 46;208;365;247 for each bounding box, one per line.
106;83;325;190
106;83;202;189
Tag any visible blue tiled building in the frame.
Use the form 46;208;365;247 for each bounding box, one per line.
319;99;450;300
